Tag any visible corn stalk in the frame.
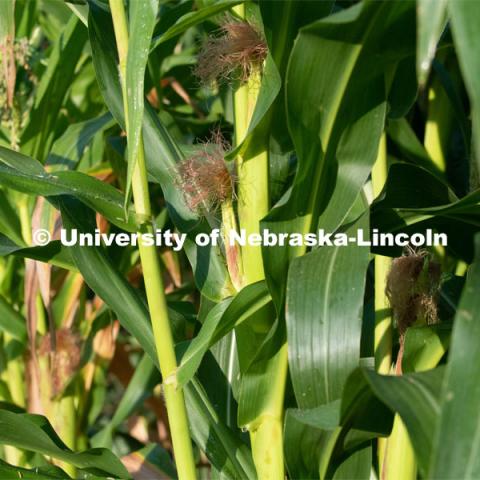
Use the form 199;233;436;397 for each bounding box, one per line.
232;4;286;479
108;1;196;478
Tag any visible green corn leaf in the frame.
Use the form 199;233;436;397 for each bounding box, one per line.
15;0;36;38
124;0;159;209
284;413;336;480
0;190;24;247
0;295;27;342
387;117;443;177
262;1;407;306
204;335;241;426
285;211;372;477
184;375;256;480
374;162;458;209
448;0;480;173
0;146;138;232
332;445;372;480
286;213;370;408
402;324;450;374
151;0;242;51
237;317;286;428
286;401;341;431
429;234;480;478
21;16;87;162
372;163;480;261
416;0;447;86
46;112;114;170
432;59;471;154
388;56;418;119
257;0;334;169
0;0;15;42
284;367;393;479
0;234;75;271
0;459;68;480
287;398;391;439
67;1;89;26
341;367;444;475
0;405;128;478
177;281;271;386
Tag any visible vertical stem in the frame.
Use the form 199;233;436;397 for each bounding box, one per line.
52;394;77;478
374;252;392;373
109;1;196;478
372;134;393;478
18;195;32;245
373;137;417;480
233;3;268;284
249;343;288;480
372;134;392;374
381;346;445;480
232;5;285;479
392;331;448;480
236;143;269;283
381;417;417;480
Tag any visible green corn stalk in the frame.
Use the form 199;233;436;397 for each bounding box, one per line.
382;417;417;480
108;1;196;478
372;133;392;375
234;69;268;284
372;133;394;478
232;4;286;479
378;230;444;479
231;3;269;284
372;133;416;480
372;134;425;480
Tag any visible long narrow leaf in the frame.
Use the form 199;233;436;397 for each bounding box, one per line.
286;214;370;408
0;406;128;478
58;196;255;479
124;0;159;207
429;235;480;478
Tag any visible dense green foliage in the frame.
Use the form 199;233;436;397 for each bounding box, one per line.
0;0;479;478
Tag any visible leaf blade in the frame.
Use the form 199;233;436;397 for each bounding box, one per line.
124;0;159;207
429;234;480;478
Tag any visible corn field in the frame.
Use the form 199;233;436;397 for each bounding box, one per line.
0;0;479;479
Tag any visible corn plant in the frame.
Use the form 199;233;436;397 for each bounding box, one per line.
0;0;479;479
